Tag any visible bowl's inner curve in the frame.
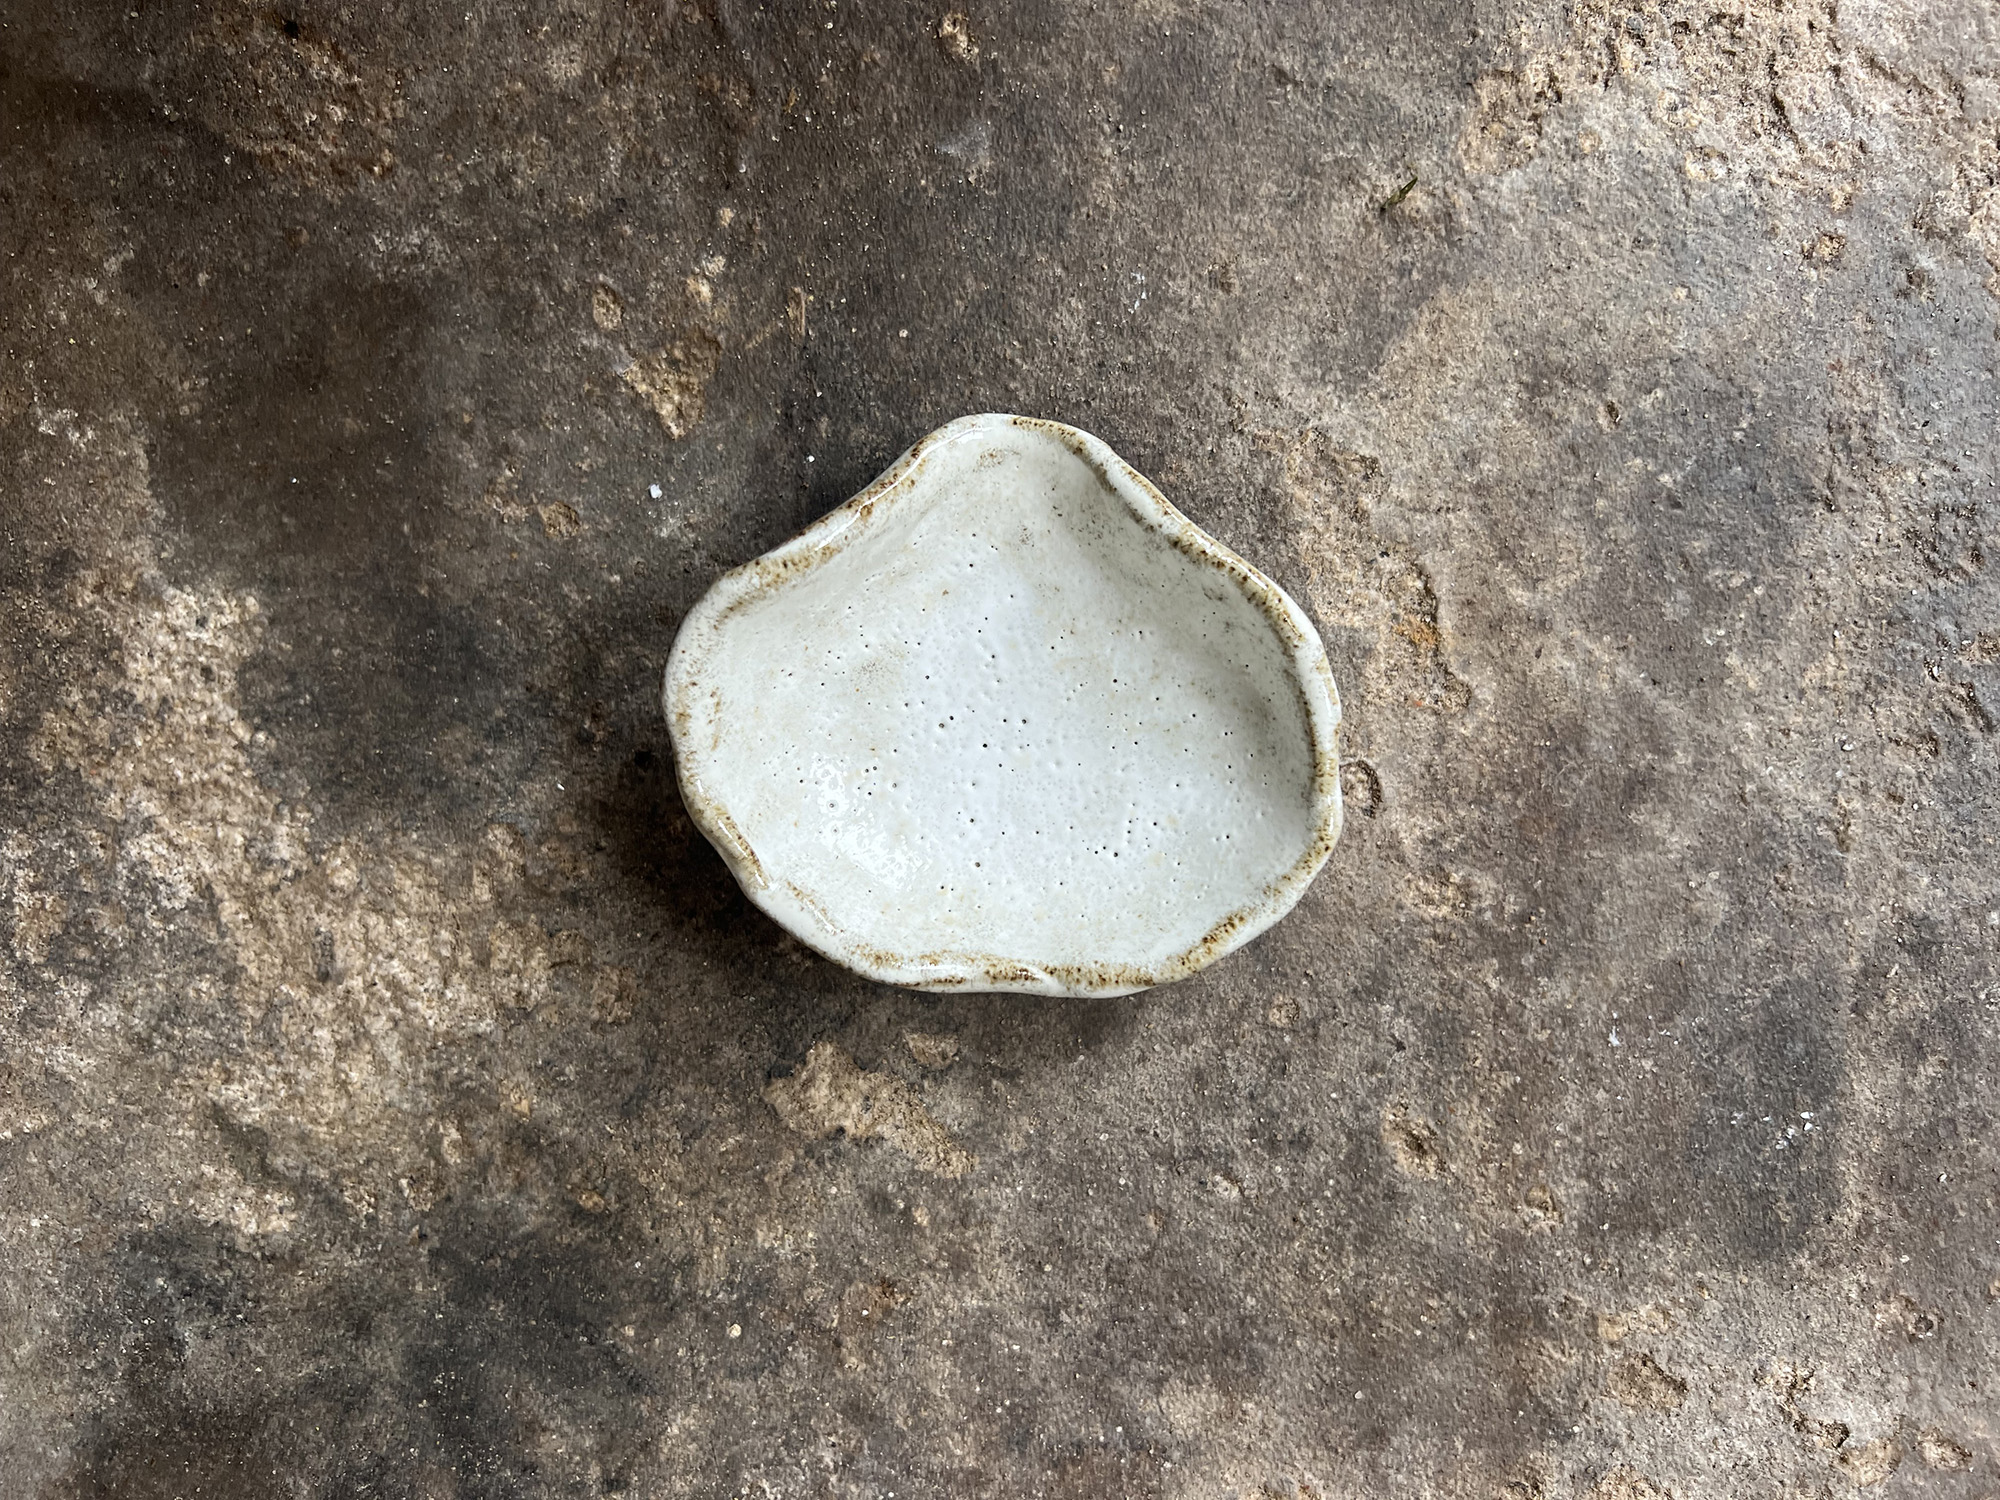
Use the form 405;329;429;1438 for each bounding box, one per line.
698;424;1317;971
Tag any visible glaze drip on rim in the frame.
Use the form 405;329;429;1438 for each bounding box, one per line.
664;413;1344;996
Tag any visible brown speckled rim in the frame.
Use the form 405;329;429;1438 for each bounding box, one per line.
663;413;1344;997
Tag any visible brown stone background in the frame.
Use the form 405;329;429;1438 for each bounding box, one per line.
3;0;1999;1495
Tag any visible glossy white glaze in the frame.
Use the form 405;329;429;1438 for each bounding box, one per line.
664;414;1342;995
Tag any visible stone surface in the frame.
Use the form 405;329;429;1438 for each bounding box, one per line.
1;1;1997;1496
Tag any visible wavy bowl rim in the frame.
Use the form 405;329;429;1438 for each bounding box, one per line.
662;412;1343;996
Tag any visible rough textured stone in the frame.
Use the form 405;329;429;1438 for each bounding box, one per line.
2;0;1997;1495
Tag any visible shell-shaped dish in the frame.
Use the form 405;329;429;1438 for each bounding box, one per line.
664;414;1343;996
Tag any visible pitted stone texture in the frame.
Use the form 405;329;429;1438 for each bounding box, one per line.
2;0;1998;1496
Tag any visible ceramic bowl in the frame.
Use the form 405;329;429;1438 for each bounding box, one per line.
664;414;1342;996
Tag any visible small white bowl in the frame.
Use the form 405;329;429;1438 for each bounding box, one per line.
664;414;1342;996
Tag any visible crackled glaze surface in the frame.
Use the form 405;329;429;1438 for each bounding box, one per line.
665;415;1342;994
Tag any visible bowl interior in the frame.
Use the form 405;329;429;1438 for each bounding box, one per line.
682;418;1329;987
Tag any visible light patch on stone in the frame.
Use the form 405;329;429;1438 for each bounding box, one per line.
1279;429;1471;717
1457;0;2000;286
546;39;585;86
24;415;636;1220
1606;1351;1688;1411
1380;1105;1444;1178
1917;1429;1972;1471
538;500;582;539
1520;1182;1564;1229
37;568;500;1180
935;12;978;63
5;846;67;966
1838;1435;1903;1486
1595;1302;1674;1344
621;332;721;440
763;1041;973;1178
183;9;403;187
